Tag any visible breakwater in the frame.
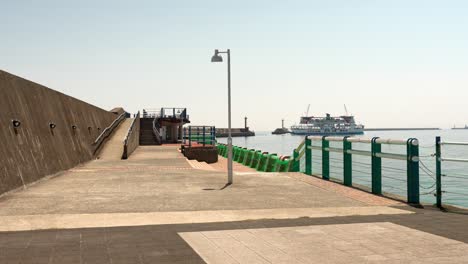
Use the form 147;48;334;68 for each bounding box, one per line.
216;116;255;137
216;128;255;137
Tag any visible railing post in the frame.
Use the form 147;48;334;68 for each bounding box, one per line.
202;126;206;146
371;137;382;195
343;136;352;187
436;136;442;208
212;127;214;144
322;136;329;180
305;137;312;175
407;138;420;204
188;126;192;147
292;150;300;172
212;126;216;145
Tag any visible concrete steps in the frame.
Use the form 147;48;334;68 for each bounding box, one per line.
139;118;160;145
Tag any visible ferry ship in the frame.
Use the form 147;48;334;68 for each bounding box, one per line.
290;113;364;135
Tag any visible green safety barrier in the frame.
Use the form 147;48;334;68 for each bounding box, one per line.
242;149;255;166
276;158;293;172
233;146;241;161
239;147;246;162
257;152;271;172
237;148;247;163
235;148;242;162
220;145;227;157
249;150;262;168
265;154;279;172
214;144;295;173
224;146;229;157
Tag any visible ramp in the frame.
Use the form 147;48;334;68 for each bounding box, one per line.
97;118;134;160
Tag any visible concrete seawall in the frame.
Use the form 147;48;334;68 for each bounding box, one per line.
0;70;119;195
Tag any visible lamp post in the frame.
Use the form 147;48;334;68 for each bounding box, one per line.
211;49;233;184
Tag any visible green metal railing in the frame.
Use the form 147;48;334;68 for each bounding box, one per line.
183;126;216;146
216;144;293;172
294;136;420;204
435;136;468;208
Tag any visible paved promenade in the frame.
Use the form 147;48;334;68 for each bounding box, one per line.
1;145;468;263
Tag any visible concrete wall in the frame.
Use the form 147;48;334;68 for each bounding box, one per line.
0;70;118;195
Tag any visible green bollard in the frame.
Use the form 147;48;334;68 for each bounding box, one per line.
371;137;382;195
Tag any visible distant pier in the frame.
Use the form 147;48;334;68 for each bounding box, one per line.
216;116;255;137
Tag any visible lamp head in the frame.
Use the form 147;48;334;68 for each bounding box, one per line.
211;49;223;62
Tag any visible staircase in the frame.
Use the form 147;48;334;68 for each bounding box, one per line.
139;118;160;145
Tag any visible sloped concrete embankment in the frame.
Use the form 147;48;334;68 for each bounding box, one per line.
122;114;140;159
0;70;120;195
97;118;135;160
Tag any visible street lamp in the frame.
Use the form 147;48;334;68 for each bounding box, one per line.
211;49;233;184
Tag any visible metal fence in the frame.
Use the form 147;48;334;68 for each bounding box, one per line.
183;126;216;146
293;136;421;204
435;136;468;208
142;108;189;120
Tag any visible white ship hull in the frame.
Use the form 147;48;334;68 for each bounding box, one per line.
290;126;364;135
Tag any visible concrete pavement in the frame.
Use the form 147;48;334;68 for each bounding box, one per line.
1;145;468;263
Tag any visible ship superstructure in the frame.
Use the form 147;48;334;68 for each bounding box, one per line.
291;113;364;135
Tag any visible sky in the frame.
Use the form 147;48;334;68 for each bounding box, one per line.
1;0;468;130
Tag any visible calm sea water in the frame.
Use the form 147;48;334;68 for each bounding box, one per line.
218;130;468;208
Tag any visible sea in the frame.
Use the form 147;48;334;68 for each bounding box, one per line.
217;129;468;208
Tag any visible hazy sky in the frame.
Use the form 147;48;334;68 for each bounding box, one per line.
2;0;467;130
